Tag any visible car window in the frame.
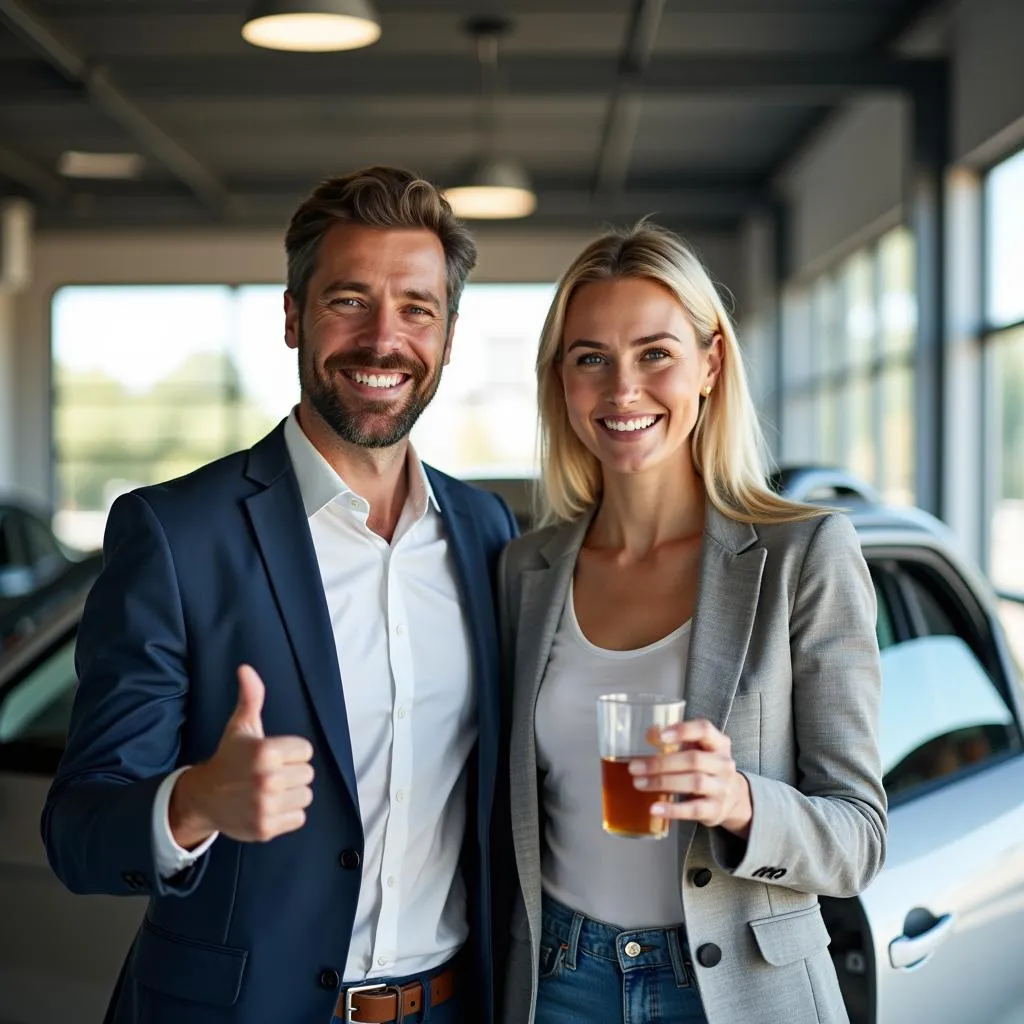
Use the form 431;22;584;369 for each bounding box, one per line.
0;634;78;773
870;555;1022;802
24;515;62;564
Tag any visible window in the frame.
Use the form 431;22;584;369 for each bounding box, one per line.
779;226;915;505
985;147;1024;330
868;552;1021;803
0;633;78;774
51;282;554;550
984;149;1024;664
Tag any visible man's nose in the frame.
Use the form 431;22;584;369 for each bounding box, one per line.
356;305;401;353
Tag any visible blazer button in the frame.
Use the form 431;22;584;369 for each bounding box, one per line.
319;969;340;990
338;848;361;870
696;943;722;968
692;868;713;888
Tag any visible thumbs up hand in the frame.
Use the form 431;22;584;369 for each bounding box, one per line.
168;665;315;848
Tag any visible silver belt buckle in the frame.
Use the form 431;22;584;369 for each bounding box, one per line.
343;982;387;1023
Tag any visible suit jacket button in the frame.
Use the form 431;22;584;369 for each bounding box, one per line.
692;868;713;888
319;969;340;990
696;943;722;968
339;848;361;870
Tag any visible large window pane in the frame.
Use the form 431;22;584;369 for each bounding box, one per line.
880;363;915;506
782;287;814;386
989;326;1024;594
986;148;1024;329
812;276;842;377
412;283;552;478
52;282;552;550
842;251;876;370
845;373;875;485
879;227;916;357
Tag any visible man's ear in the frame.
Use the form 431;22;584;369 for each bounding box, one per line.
442;312;458;366
284;291;301;351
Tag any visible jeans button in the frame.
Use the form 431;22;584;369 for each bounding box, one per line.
624;940;642;958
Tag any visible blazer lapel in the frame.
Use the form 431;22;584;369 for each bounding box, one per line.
677;501;766;853
428;470;502;839
243;427;359;814
510;513;592;942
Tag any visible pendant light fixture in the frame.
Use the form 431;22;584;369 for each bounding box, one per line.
445;16;536;220
242;0;381;52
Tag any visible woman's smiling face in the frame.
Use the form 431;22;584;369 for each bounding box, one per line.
559;276;721;479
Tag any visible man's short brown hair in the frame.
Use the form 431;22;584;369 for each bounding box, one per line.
285;166;478;321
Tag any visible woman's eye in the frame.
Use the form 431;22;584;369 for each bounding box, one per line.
575;353;605;366
641;348;669;361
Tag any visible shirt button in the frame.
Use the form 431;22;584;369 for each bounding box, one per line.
377;957;389;968
395;623;405;635
349;498;360;509
624;941;642;958
397;706;407;719
387;876;396;888
394;790;405;803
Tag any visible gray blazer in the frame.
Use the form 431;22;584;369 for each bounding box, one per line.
498;503;887;1024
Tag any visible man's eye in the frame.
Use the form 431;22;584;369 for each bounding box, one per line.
406;306;431;316
331;297;363;308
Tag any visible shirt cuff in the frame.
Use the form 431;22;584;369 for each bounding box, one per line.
152;766;219;879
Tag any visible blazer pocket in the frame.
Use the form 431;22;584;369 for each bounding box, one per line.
749;904;831;967
724;691;761;775
131;917;249;1006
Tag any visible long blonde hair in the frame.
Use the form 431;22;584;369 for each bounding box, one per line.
536;222;823;526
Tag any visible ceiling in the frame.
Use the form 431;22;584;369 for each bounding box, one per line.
0;0;937;232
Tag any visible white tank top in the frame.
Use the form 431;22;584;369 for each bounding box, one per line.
535;585;691;928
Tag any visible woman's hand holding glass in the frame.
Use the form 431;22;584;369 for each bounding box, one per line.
630;718;754;839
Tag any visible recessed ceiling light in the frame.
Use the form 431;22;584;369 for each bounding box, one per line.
57;151;145;180
445;159;537;220
242;0;381;52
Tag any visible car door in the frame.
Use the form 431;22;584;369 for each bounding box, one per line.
0;618;144;1024
858;544;1024;1024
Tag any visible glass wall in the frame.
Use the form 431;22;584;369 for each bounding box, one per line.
51;282;553;550
779;225;916;505
985;146;1024;668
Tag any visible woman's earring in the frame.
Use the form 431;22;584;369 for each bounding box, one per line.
703;385;713;396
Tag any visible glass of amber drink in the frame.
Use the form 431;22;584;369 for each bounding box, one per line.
597;693;686;839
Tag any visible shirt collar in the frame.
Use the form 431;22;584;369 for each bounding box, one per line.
283;408;440;520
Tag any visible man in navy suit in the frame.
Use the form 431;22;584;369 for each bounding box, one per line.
41;166;518;1024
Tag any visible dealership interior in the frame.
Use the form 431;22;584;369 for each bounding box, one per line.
1;0;1024;1022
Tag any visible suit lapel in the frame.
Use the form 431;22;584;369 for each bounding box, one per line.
243;428;360;813
428;470;502;838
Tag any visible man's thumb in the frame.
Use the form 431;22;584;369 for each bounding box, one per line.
229;664;266;738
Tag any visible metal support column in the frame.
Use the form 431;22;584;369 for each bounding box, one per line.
909;66;950;518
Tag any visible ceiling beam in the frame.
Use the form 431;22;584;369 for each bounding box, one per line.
594;0;665;197
96;53;946;102
0;143;66;201
0;0;229;212
30;175;764;230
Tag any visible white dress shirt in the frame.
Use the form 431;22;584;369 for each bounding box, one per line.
152;410;477;982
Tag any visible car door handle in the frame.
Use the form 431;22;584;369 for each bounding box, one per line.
888;913;956;970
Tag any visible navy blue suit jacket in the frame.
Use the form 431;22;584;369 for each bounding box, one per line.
41;423;517;1024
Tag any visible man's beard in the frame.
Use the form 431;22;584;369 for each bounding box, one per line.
298;330;444;449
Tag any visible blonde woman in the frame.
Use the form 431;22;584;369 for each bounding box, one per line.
499;224;886;1024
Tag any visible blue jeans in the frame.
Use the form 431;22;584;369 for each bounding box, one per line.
535;895;710;1024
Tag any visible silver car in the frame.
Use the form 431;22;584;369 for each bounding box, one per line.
1;471;1023;1024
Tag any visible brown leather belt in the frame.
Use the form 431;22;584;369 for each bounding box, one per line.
334;964;458;1023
